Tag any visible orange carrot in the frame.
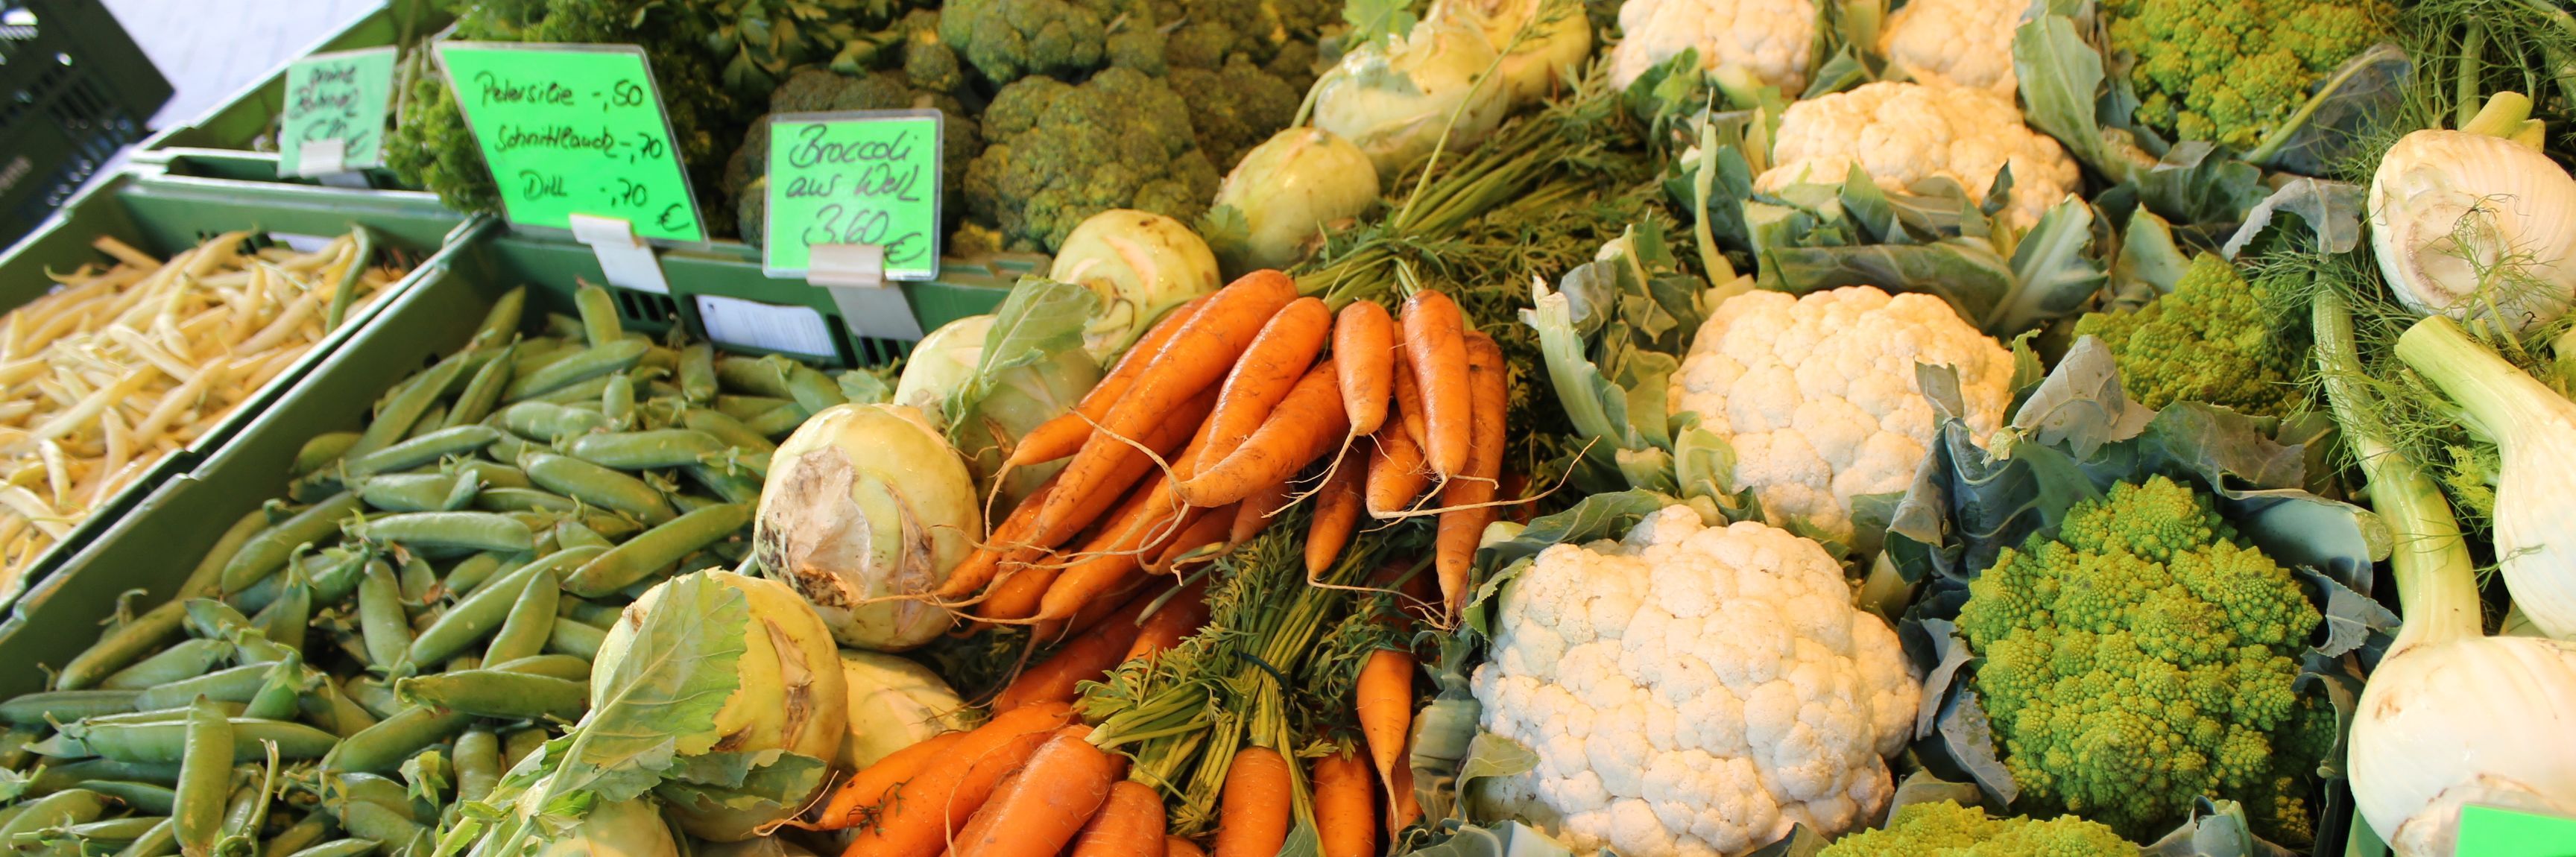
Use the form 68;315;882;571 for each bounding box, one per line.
815;730;970;829
1229;478;1288;545
1011;385;1218;566
1058;578;1155;642
1436;332;1506;615
952;727;1119;857
1391;345;1427;451
1010;296;1210;467
1387;752;1421;835
1500;471;1537;524
1167;837;1208;857
1029;475;1195;624
836;702;1075;856
1153;504;1236;571
1334;300;1396;437
982;479;1161;623
1213;747;1293;857
1181;361;1348;507
991;595;1157;712
1354;648;1413;815
1314;749;1377;857
1033;273;1296;551
1401;290;1469;478
1364;427;1430;519
938;476;1061;601
1200;297;1332;474
1307;446;1364;575
1123;577;1212;662
1068;781;1169;857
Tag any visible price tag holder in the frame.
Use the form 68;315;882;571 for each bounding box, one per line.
433;42;705;243
763;110;941;341
2457;804;2576;856
279;46;397;179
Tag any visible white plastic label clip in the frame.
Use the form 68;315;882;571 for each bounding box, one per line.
295;139;347;178
806;242;922;340
569;213;671;294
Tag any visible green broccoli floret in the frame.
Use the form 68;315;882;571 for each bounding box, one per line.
1819;801;2136;857
2105;0;2392;149
938;0;1161;85
1149;0;1333;74
2074;253;2305;417
962;66;1220;252
1958;475;2326;844
1168;54;1303;171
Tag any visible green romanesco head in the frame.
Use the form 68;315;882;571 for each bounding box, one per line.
2074;253;2306;417
1958;475;2325;844
962;66;1221;253
1819;800;2136;856
2104;0;2390;150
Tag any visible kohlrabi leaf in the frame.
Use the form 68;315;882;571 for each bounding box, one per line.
653;751;829;839
551;572;750;801
943;277;1099;448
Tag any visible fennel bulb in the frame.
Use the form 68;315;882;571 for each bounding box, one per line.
1311;18;1512;176
754;404;980;651
2369;94;2576;333
2319;293;2576;857
1047;209;1222;364
1211;127;1382;272
836;650;973;769
2394;314;2576;639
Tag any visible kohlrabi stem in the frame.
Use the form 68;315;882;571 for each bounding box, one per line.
2396;314;2562;448
2461;91;2535;137
2314;291;2484;653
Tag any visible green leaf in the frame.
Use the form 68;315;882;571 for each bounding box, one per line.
1767;240;2020;328
2245;43;2413;175
2222;178;2365;259
1991;197;2107;335
1342;0;1418;51
1474;490;1670;572
942;277;1100;446
552;572;750;803
2112;209;2191;307
2011;13;2115;170
2139;798;2300;857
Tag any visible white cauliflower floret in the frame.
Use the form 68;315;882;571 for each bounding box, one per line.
1755;82;2078;228
1879;0;2025;94
1667;286;2012;547
1474;507;1919;857
1608;0;1816;94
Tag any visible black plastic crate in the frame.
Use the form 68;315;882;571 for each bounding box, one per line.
0;0;171;248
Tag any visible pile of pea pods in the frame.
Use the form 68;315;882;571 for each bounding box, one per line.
0;283;881;857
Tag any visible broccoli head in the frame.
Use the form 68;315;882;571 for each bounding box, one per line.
1958;475;2329;844
1167;54;1304;171
2074;253;2305;417
962;66;1220;252
1818;800;2135;856
1149;0;1334;73
2105;0;2392;149
938;0;1161;85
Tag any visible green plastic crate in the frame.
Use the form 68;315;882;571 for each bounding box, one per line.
0;0;174;248
0;170;467;611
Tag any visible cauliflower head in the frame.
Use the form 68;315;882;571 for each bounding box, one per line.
1959;475;2331;844
1608;0;1817;94
2073;253;2305;417
1879;0;2024;94
1474;507;1921;857
1817;800;2137;856
1668;287;2015;548
1755;83;2079;229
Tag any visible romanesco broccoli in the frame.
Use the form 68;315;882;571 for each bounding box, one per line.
1959;475;2329;844
2074;253;2305;417
1819;801;2135;857
961;67;1221;252
2104;0;2391;149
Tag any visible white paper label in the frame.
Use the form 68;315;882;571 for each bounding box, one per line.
567;213;671;294
271;233;337;254
694;294;837;357
296;138;347;178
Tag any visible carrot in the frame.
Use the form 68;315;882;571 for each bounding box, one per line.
1391;344;1427;451
836;702;1075;856
1364;426;1430;519
1009;295;1210;468
1213;747;1293;857
1334;300;1396;437
935;476;1061;601
1167;837;1208;857
1058;577;1155;642
1387;750;1421;835
1123;577;1212;662
1154;504;1236;571
952;727;1120;857
1199;297;1332;474
1314;748;1377;857
815;730;970;829
1401;290;1469;478
1033;273;1296;551
1011;385;1219;565
991;594;1157;712
1029;475;1195;623
1354;648;1413;812
1435;332;1506;616
1229;478;1288;545
1181;361;1348;507
1499;471;1537;524
1307;446;1364;575
1068;780;1169;857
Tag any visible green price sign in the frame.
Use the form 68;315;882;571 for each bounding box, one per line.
280;46;396;177
763;110;944;279
2458;805;2576;856
434;42;704;242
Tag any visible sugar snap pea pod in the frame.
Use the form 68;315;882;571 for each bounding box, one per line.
341;426;500;482
292;434;362;479
219;493;362;595
172;701;228;857
393;671;585;721
405;404;451;441
565;429;727;471
669;493;720;514
75;718;337;764
62;509;268;692
470;487;576;516
0;690;139;725
321;706;470;775
326;800;420;857
349;356;468;462
553;520;611;551
498;402;610;442
134;665;271;710
357;474;466;513
353;513;534;554
499;728;545;770
242;654;311;721
680;409;776;454
713;394;791;420
0;724;31;768
443;344;517;430
602;373;637;430
452;729;500;805
338;678;400;721
683;465;760;506
329;774;421;823
573;283;622;347
70;816;171;841
470;285;527;349
520;452;675;524
531;373;620;406
298;677;376;739
505;339;647;402
780;363;847;414
546;619;605;660
250;577;310;652
259;814;330;857
305;550;370;606
481;426;540;464
563;503;751;598
446;461;528;491
83;702;247;724
742;404;806;438
278;841;373;857
355;563;409;674
99;640;232;690
715;355;795;398
24;761;182;795
4;790;107;841
678;344;716;404
557;598;622;630
439;552;510;598
482;569;560;664
405;549;589;667
485;654;593;681
85;781;177;815
396;554;437;602
111;817;176;857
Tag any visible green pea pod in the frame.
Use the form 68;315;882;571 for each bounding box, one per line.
684;464;762;505
505;339;647;402
291;434;362;479
715;355;795;398
572;283;623;347
441;552;512;598
218;781;265;841
452;730;501;804
60;510;266;690
242;654;311;721
342;426;502;482
298;677;377;739
356;562;410;674
780;362;847;414
173;701;229;857
250;577;310;652
681;409;777;454
473;286;528;350
564;503;751;598
557;598;623;630
497;401;612;442
338;678;400;721
0;690;139;725
397;554;438;603
355;512;534;554
481;427;541;464
602;373;637;431
531;373;619;407
713;394;792;420
482;569;560;664
743;403;806;439
446;461;529;490
499;729;546;771
86;780;178;815
546;619;606;660
81;702;246;725
405;404;452;440
23;760;182;795
565;429;727;471
358;474;467;513
349;355;468;461
393;671;585;721
678;344;717;404
520;452;675;524
259;813;331;857
65;816;166;840
112;817;177;857
2;791;106;853
406;548;596;667
327;801;420;857
470;487;577;516
553;520;612;551
219;493;362;594
305;550;372;606
134;665;271;711
321;706;471;775
279;841;376;857
485;654;593;682
99;639;233;690
329;773;420;823
443;343;518;429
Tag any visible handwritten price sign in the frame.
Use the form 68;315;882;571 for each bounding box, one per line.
279;46;396;177
434;42;704;242
763;110;944;280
